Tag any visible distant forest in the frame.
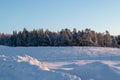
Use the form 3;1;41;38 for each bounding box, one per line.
0;28;120;48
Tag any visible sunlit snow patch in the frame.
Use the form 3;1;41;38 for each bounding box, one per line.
17;55;49;71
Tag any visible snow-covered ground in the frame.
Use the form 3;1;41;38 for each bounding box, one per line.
0;46;120;80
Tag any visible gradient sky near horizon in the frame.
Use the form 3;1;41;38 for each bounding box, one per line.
0;0;120;35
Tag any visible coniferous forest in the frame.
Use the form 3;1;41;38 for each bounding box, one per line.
0;28;120;48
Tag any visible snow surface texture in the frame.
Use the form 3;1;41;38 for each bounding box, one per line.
0;54;81;80
0;46;120;80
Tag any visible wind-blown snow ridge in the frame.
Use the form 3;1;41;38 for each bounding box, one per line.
17;55;49;71
0;53;81;80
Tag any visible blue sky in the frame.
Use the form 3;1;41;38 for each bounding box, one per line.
0;0;120;35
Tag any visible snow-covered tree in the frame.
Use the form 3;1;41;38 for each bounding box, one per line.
0;28;119;48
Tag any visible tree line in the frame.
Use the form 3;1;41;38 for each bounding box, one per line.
0;28;120;47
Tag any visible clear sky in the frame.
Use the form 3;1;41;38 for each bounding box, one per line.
0;0;120;35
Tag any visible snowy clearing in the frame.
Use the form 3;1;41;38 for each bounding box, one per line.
0;46;120;80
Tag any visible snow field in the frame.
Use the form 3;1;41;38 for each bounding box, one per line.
0;46;120;80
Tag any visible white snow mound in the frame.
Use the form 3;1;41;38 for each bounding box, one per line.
60;61;120;80
0;54;81;80
17;55;49;71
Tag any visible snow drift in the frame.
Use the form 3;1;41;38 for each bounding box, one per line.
17;55;49;71
0;54;81;80
57;62;120;80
